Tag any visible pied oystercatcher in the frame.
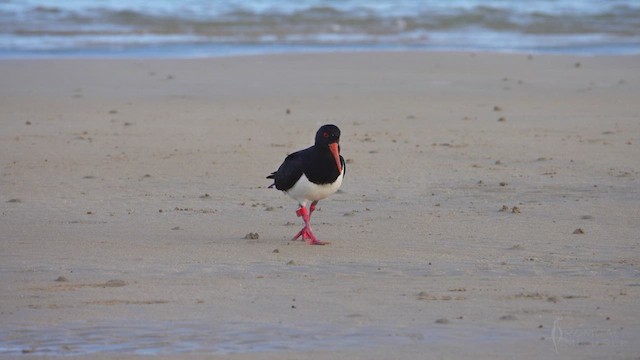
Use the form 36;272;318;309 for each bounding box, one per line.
267;124;345;245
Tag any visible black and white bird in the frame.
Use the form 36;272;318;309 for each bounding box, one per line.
267;124;345;245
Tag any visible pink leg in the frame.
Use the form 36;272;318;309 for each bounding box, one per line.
309;201;318;216
292;205;329;245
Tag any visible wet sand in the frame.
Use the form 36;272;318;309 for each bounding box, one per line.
1;52;639;359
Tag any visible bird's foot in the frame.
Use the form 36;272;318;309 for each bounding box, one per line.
292;226;329;245
293;205;328;245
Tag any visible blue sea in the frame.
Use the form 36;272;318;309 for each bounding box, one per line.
1;0;639;58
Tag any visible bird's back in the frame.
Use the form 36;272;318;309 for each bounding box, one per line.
266;147;310;191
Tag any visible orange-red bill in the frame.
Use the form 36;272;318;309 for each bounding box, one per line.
329;143;342;174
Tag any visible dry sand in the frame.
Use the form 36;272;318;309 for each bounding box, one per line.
1;52;639;359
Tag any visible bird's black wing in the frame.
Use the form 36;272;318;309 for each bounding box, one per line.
266;148;308;191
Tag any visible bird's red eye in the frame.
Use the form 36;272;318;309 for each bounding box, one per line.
323;132;329;138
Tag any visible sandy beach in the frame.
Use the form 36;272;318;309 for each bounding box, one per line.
1;52;639;359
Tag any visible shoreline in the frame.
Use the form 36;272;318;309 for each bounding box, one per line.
2;50;640;62
1;51;639;359
2;42;640;60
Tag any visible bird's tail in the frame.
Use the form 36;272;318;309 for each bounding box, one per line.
266;172;276;188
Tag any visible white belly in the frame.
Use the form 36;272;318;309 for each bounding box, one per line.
287;170;343;205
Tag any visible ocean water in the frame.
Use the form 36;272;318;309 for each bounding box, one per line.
0;0;639;58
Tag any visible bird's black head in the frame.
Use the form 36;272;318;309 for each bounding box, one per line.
315;124;341;146
315;124;342;174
